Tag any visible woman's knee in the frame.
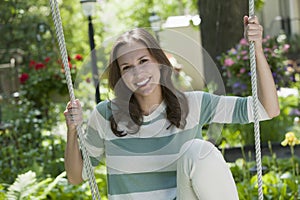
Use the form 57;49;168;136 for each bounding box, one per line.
179;139;218;161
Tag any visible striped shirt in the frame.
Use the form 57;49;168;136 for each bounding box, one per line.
82;91;269;200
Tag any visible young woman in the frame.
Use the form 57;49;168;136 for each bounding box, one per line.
64;16;279;200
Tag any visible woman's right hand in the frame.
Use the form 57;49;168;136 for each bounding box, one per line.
64;99;83;133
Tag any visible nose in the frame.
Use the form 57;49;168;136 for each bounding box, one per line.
132;64;143;76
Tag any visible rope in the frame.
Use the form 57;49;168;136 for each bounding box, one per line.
49;0;101;199
249;1;264;199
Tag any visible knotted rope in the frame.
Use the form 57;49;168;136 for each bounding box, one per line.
49;0;101;199
249;0;264;199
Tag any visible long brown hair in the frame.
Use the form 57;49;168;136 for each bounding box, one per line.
108;28;188;137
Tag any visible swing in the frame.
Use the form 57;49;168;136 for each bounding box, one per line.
49;0;264;199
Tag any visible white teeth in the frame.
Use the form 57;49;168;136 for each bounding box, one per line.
136;78;150;86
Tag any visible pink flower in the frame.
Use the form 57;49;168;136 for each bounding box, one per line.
19;73;29;84
240;68;246;74
262;35;271;43
241;50;248;55
283;44;290;52
239;38;248;45
224;58;235;67
75;54;83;61
242;55;249;60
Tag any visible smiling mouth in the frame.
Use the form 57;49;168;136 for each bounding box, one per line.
136;77;151;87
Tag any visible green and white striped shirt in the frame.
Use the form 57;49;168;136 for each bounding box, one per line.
82;91;269;200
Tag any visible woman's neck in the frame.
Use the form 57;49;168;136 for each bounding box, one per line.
135;94;163;116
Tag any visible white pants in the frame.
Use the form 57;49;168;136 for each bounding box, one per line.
176;139;239;200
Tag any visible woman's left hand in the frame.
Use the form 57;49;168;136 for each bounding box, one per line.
244;15;263;48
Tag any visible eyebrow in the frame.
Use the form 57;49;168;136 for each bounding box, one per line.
138;55;147;60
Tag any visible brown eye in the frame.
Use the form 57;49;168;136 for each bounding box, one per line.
139;59;148;64
121;65;133;73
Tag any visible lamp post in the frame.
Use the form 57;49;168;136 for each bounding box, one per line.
149;12;161;43
80;0;101;103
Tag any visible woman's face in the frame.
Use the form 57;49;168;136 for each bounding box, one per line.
116;41;161;98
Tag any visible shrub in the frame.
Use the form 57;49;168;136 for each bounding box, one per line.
218;34;295;96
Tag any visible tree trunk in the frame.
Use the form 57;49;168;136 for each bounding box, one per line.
198;0;248;94
198;0;248;62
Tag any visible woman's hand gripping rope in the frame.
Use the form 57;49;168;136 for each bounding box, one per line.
64;99;83;133
244;15;263;48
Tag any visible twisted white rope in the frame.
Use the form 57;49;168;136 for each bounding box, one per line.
249;1;264;199
49;0;101;199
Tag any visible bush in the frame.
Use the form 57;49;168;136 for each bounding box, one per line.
2;164;108;200
218;34;295;96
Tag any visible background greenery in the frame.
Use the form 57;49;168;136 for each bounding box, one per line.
0;0;299;199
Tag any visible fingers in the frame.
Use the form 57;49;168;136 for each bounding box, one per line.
64;99;83;128
244;15;263;44
247;15;259;25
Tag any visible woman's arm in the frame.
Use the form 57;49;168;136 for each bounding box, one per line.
244;16;280;118
64;100;84;184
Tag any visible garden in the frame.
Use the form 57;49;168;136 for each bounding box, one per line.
0;0;300;199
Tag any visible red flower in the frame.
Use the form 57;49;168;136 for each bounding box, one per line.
74;54;83;61
29;60;36;68
85;77;91;83
19;73;29;84
44;57;51;63
60;61;72;71
35;62;45;70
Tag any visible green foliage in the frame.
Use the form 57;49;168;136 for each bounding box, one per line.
6;170;39;199
287;34;300;61
0;96;67;184
231;154;300;199
229;135;300;199
220;95;297;146
0;1;49;61
98;0;198;39
255;0;265;11
0;0;90;185
2;166;108;200
0;184;6;200
5;170;66;200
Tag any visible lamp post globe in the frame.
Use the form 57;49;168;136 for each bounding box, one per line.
80;0;96;17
